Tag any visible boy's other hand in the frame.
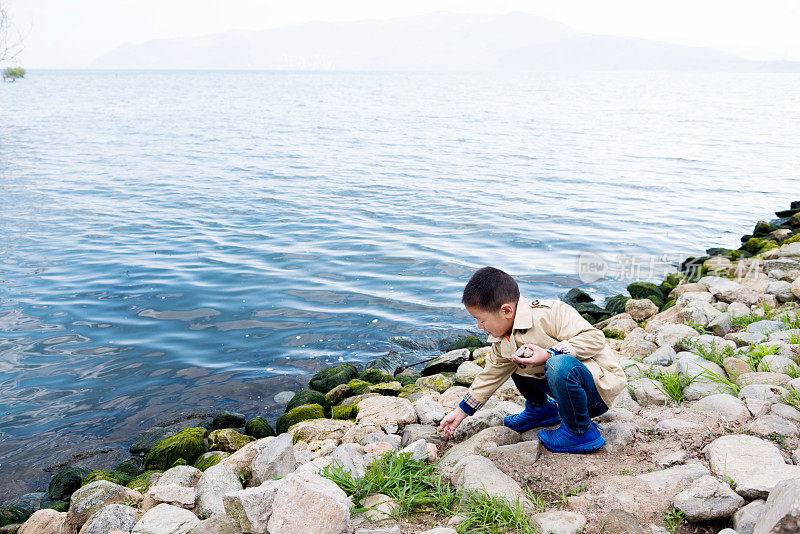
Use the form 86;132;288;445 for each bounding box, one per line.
512;344;550;367
438;408;468;438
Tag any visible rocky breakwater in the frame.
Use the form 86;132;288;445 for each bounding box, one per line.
5;201;800;534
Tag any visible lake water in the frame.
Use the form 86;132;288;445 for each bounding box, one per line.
0;70;798;501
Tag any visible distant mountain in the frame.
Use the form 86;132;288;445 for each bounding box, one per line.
90;11;800;71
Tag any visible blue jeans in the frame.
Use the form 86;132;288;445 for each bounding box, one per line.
511;353;608;434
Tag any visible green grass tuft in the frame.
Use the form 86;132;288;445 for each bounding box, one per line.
456;491;538;534
641;368;694;404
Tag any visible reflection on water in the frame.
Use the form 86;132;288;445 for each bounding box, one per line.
1;69;798;501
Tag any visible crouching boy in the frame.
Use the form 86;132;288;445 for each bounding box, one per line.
439;267;627;453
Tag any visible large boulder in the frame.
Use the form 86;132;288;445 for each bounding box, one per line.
450;455;531;508
704;434;800;498
223;480;281;533
208;429;254;453
625;299;659;321
421;349;470;376
141;484;195;511
209;411;246;431
194;464;243;519
284;390;327;413
267;472;352;534
48;466;91;501
80;504;138;534
439;426;520;470
275;404;325;434
131;503;200;534
66;481;142;530
455;361;483;386
17;509;66;534
288;419;355;443
690;394;750;423
144;428;207;470
153;466;202;488
355;396;417;428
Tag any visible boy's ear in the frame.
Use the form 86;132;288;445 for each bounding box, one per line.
500;302;515;317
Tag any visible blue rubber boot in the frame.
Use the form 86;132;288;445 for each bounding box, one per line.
503;398;561;433
538;421;605;453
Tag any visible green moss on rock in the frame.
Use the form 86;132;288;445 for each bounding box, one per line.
194;451;229;471
285;390;328;413
445;335;488;352
662;298;677;311
395;371;420;387
359;368;394;384
753;220;776;237
244;416;275;439
309;364;359;394
209;428;255;452
627;282;665;308
82;470;132;487
415;374;454;393
368;381;401;396
602;327;625;340
41;499;70;513
346;379;371;395
659;273;686;297
604;294;630;316
171;458;188;468
48;466;91;501
144;427;208;471
784;232;800;245
126;471;161;493
331;404;358;420
0;505;34;528
210;411;246;430
742;237;768;255
275;403;325;434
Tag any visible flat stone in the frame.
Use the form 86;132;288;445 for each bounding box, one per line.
747;320;787;335
287;419;355;443
487;440;541;471
131;503;200;534
753;477;800;534
80;504;138;534
704;434;800;498
413;398;445;425
738;372;792;388
690;394;750;422
739;384;788;404
421;349;470;376
401;424;444;447
453;401;522;441
143;484;195;510
267;472;352;534
601;422;637;452
643;345;676;366
356;397;417;428
673;474;745;521
529;511;587;534
650;323;700;348
655;419;701;432
630;378;669;406
450;455;531;508
635;463;710;492
771;403;800;422
439;426;521;470
748;415;798;438
600;509;644;534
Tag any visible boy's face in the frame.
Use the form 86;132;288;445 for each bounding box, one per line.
465;302;516;338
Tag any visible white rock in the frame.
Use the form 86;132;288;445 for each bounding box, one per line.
331;443;366;479
529;511;587;534
643;345;676;366
705;434;800;498
650;323;700;348
400;439;430;461
439;426;521;469
733;499;766;534
690;394;750;422
194;464;243;519
635;463;710;492
153;465;203;488
356;396;417;428
132;503;200;534
673;474;745;521
601;422;637;452
359;493;398;522
222;479;281;534
267;472;353;534
450;455;531;508
145;484;195;509
413;398;446;425
80;504;138;534
455;361;483;386
453;402;523;442
630;378;669;406
778;242;800;258
748;415;798;438
753;477;800;534
252;433;296;486
678;300;721;327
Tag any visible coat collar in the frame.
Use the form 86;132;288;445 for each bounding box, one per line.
486;296;535;343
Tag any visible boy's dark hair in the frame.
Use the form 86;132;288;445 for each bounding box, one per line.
462;267;520;311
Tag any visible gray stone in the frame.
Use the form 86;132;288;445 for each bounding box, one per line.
779;242;800;258
529;511;587;534
132;503;200;534
708;312;733;337
359;493;398;522
80;504;138;534
601;509;644;534
757;354;797;374
733;499;766;534
727;302;751;319
439;426;521;470
400;439;430;461
766;281;797;302
356;396;417;428
66;480;142;530
413;398;445;425
454;361;483;386
673;474;745;521
626;299;660;321
487;440;541;470
690;394;750;422
422;349;470;375
267;472;352;534
635;463;710;492
738;372;792;388
650;323;700;348
401;424;444;447
748;415;798;438
771;403;800;422
601;422;637;452
643;345;676;366
739;383;788;404
360;432;401;449
419;529;458;534
611;387;641;411
188;513;243;534
630;378;669;406
223;480;280;534
194;464;243;519
725;332;767;347
753;477;800;534
704;434;800;498
453;401;523;442
251;433;296;485
595;407;635;423
678;300;721;327
747;320;787;335
655;419;701;432
450;455;531;507
144;484;195;510
332;443;367;478
153;465;203;488
683;380;729;402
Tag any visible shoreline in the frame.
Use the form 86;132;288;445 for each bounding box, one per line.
1;200;799;533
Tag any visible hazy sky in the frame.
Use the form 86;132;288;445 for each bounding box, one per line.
5;0;800;68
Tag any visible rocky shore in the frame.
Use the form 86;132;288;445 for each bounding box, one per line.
3;202;800;534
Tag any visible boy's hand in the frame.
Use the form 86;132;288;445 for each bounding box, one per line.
512;344;550;367
438;408;468;438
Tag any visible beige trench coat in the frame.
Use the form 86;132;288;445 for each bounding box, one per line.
464;296;627;411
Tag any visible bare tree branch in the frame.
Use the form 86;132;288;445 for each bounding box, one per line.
1;2;24;63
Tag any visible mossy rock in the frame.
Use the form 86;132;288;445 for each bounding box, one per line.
40;499;70;512
339;393;377;408
363;351;403;375
473;356;487;367
662;298;676;311
346;379;371;395
82;470;133;487
742;237;769;255
144;427;208;471
395;371;420;387
285;390;328;413
627;282;665;308
753;220;776;237
309;364;359;394
48;465;91;501
331;403;358;420
679;256;708;281
756;241;780;256
210;411;246;430
784;232;800;245
604;294;630;316
194;451;229;471
445;335;488;352
602;327;625;340
245;416;275;439
0;505;34;528
171;458;188;468
790;213;800;227
570;302;610;321
113;459;143;478
369;381;401;396
209;428;255;452
415;374;454;393
398;384;424;399
359;368;394;384
660;273;686;297
126;471;161;493
275;403;325;434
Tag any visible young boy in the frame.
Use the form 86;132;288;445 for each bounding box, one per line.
439;267;627;453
